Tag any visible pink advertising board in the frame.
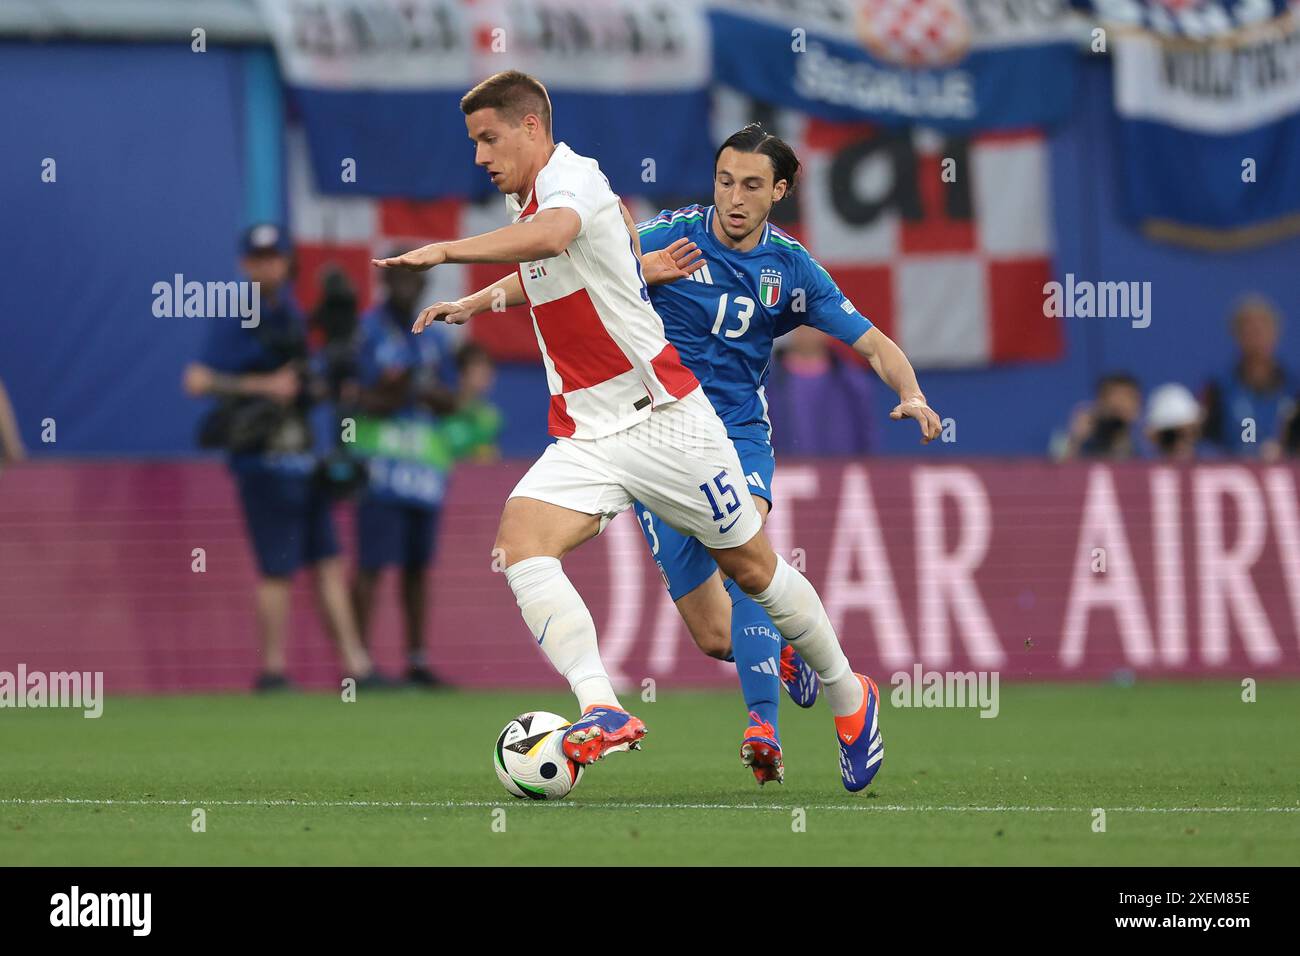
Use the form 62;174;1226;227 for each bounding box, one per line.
2;459;1298;691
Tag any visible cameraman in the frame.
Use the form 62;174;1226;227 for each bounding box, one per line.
183;224;376;691
1056;372;1143;461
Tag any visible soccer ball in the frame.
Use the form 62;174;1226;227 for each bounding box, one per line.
493;711;585;800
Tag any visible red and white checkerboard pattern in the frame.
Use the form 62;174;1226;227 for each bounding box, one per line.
287;128;542;354
286;120;1061;370
794;118;1062;368
856;0;972;67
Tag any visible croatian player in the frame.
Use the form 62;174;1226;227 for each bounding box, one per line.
632;124;942;784
376;71;891;792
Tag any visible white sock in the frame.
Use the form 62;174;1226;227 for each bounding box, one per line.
750;556;864;717
504;556;619;713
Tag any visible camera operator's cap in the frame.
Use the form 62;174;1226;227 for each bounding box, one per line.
1146;383;1201;431
241;222;290;256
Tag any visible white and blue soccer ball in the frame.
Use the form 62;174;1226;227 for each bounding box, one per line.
493;711;584;800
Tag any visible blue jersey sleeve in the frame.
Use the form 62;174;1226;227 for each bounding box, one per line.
635;205;705;255
798;255;873;346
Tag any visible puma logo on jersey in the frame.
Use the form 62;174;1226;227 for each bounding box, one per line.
687;260;714;284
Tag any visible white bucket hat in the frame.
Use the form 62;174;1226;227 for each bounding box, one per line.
1146;383;1201;432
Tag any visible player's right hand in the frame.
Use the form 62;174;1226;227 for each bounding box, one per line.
412;300;473;333
641;237;704;286
373;243;447;272
890;396;942;443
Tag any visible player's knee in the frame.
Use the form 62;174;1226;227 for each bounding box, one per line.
693;623;731;660
716;555;768;596
713;538;778;596
494;533;551;569
493;512;533;567
491;529;514;565
729;568;764;596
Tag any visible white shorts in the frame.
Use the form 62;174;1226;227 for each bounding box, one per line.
509;387;763;550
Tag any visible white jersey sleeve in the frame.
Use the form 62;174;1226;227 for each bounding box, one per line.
534;157;608;232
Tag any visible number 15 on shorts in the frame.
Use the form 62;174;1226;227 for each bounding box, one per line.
699;469;743;533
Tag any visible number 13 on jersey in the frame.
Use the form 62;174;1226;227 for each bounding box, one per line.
712;293;754;339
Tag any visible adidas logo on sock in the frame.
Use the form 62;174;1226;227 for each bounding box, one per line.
750;657;778;676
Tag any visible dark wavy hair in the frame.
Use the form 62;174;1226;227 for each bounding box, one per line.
715;123;801;194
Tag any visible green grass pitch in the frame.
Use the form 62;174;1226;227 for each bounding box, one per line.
2;682;1297;865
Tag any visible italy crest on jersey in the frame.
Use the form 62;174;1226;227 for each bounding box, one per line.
759;268;782;307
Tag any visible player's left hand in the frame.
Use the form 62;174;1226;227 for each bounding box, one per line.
373;243;448;272
641;237;704;286
890;396;943;444
412;299;473;332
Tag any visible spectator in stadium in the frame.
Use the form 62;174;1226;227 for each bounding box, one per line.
450;342;502;462
1202;294;1294;460
350;262;460;687
182;223;377;692
1145;383;1206;461
766;324;875;455
0;376;25;464
1055;372;1143;461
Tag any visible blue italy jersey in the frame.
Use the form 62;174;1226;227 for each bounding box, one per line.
637;205;873;443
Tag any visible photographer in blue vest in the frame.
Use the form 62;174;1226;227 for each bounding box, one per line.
183;223;377;691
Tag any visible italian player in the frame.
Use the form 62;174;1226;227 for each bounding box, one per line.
376;71;901;792
632;124;942;784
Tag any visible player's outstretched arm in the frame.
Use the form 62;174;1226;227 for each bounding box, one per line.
374;209;581;272
852;327;942;444
412;272;526;333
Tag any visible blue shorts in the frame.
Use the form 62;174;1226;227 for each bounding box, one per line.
634;435;775;601
235;468;340;578
357;497;441;572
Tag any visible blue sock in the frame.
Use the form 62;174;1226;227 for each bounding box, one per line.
724;577;782;739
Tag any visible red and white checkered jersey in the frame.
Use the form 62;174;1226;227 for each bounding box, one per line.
508;143;698;439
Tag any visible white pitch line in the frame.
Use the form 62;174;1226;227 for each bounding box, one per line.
0;798;1297;814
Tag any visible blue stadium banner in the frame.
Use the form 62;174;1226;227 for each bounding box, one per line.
1106;3;1300;248
256;0;713;199
707;0;1082;130
1087;0;1292;36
